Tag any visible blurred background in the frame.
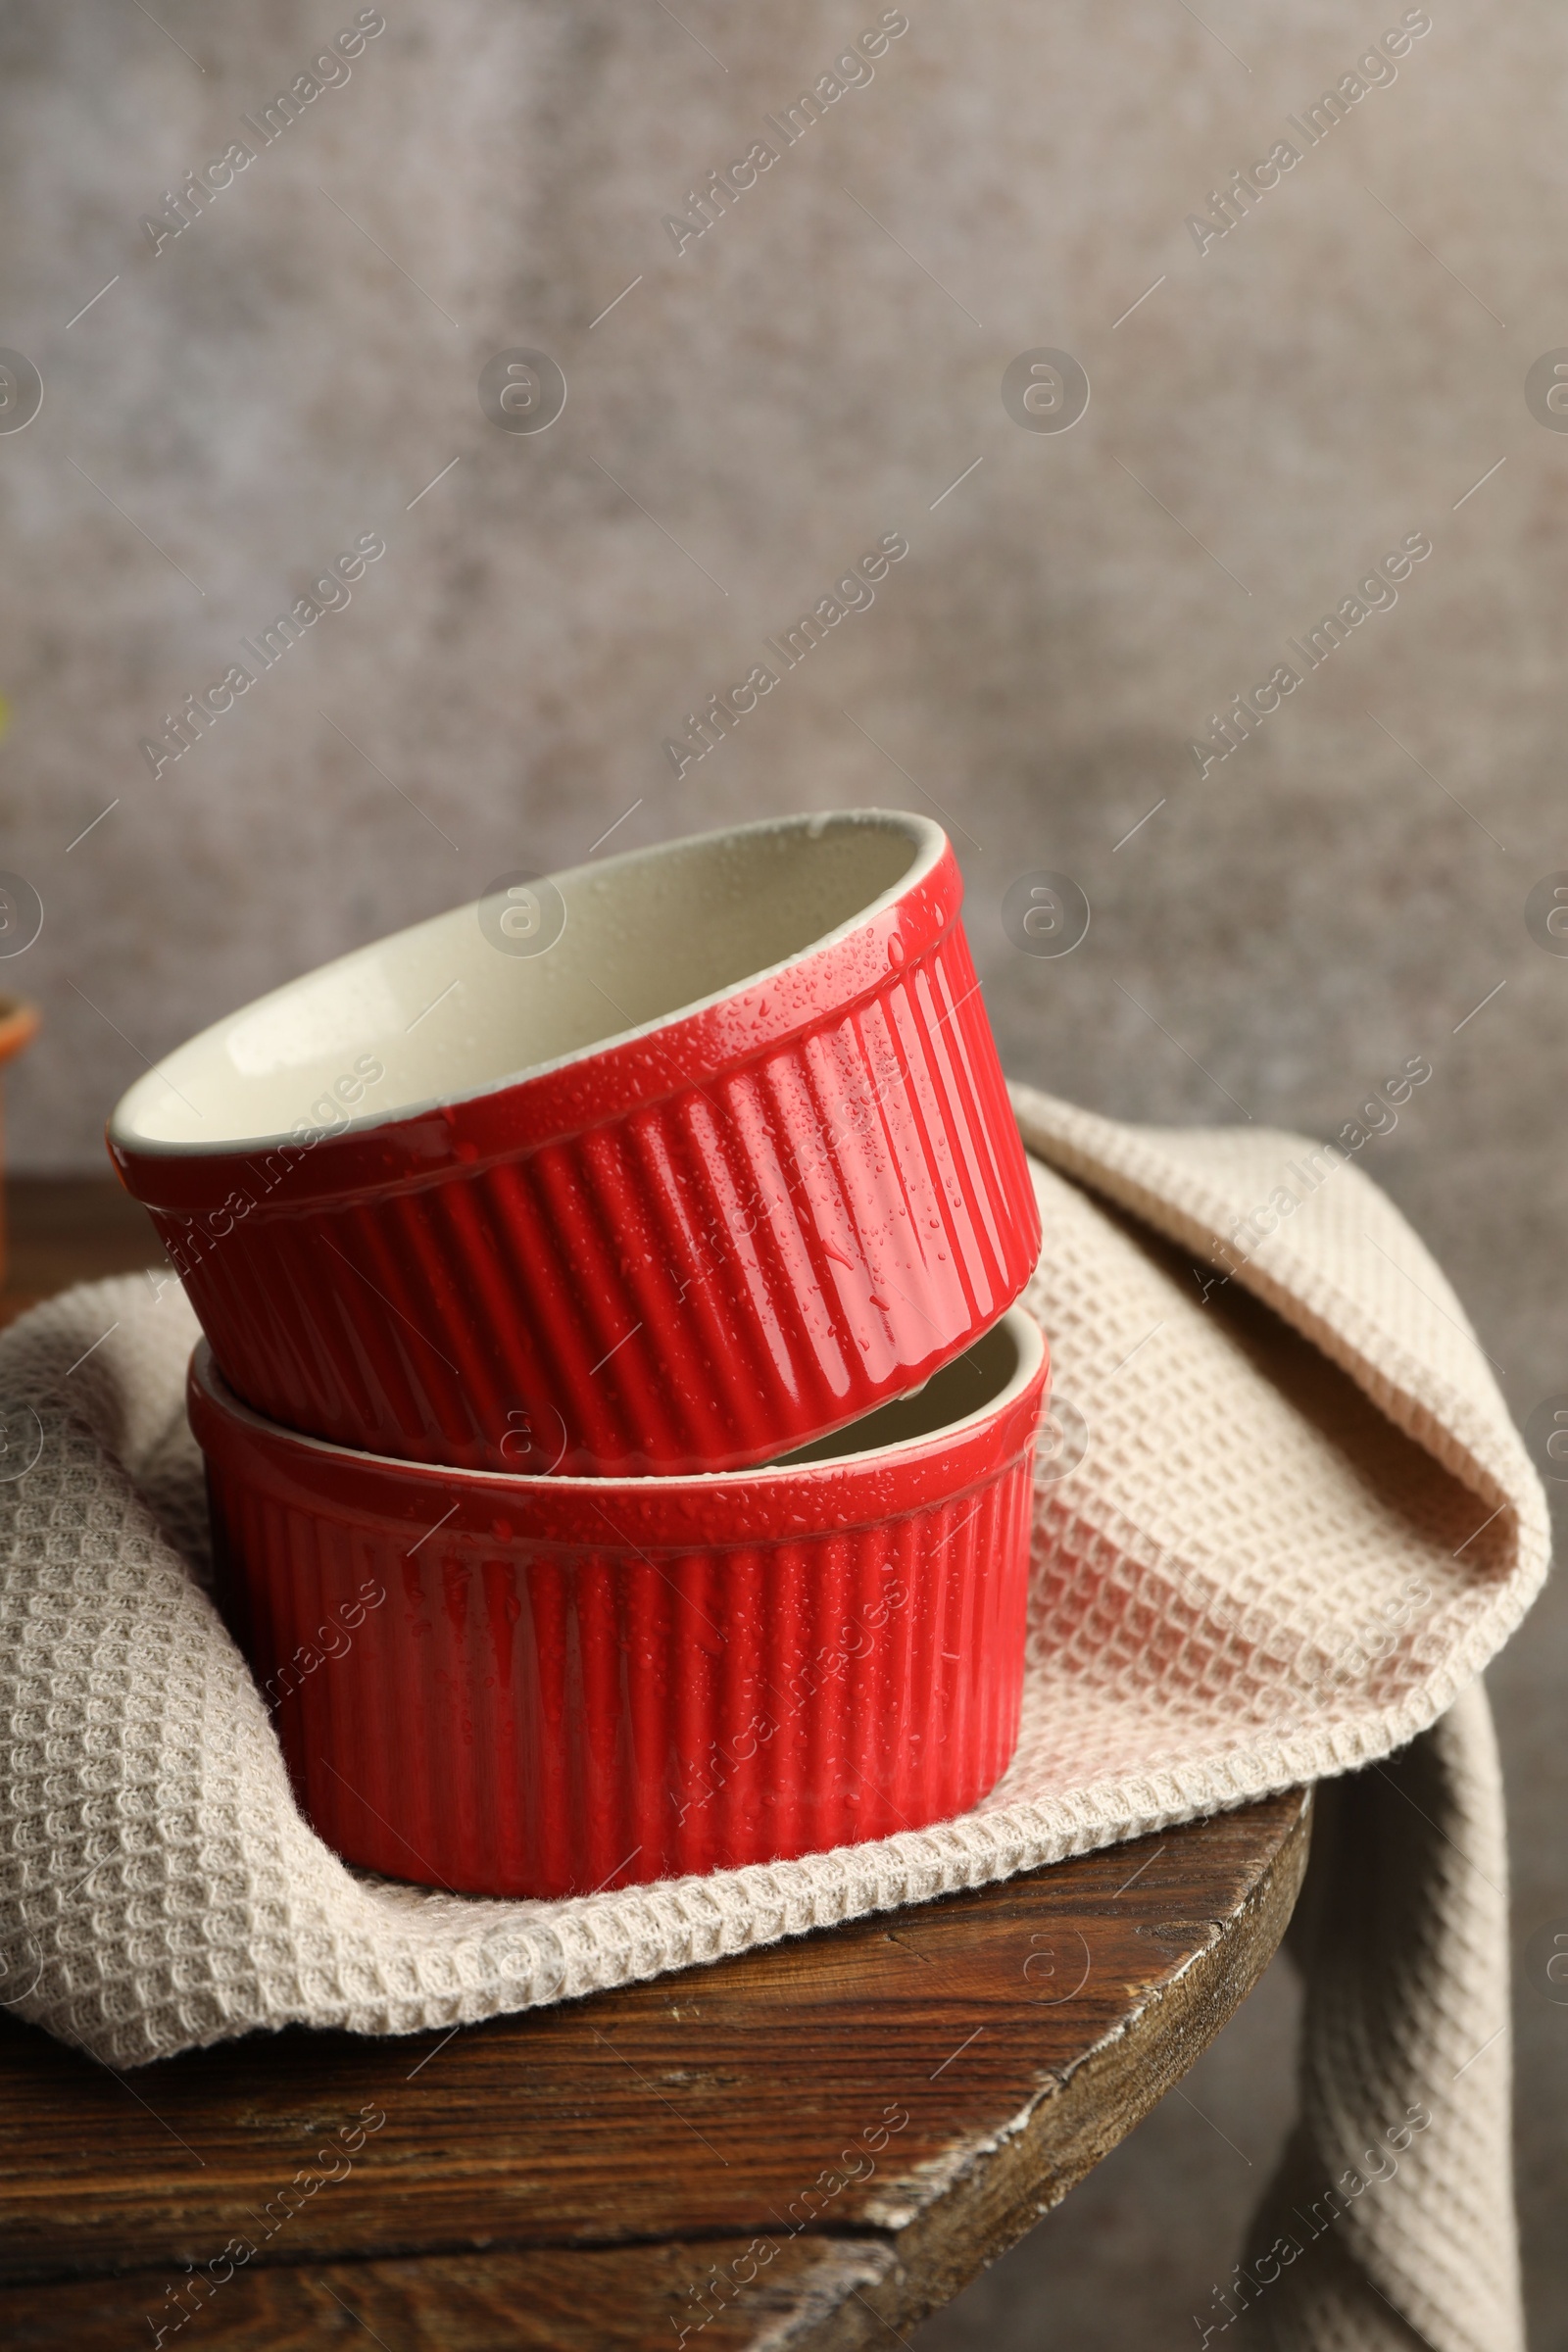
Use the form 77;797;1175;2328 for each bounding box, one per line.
0;0;1563;2340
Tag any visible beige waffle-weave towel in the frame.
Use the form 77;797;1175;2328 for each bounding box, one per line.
0;1088;1548;2352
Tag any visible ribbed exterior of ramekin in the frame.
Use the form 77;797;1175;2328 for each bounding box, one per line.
200;1397;1040;1902
151;913;1039;1474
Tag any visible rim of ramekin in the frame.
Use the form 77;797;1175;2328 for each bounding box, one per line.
189;1304;1046;1501
111;808;945;1163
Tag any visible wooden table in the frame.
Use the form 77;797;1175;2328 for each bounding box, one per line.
0;1183;1312;2350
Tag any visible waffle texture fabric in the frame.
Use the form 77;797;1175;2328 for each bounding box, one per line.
0;1088;1546;2352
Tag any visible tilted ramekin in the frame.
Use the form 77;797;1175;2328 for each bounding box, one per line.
112;811;1040;1475
190;1305;1048;1899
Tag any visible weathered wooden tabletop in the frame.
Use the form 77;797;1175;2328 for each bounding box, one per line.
0;1183;1312;2350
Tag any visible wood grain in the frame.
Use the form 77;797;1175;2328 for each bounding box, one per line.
4;2237;898;2352
0;1184;1311;2348
1;1793;1309;2348
0;1175;160;1325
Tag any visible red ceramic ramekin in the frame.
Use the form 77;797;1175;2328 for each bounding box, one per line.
111;811;1040;1475
191;1306;1048;1900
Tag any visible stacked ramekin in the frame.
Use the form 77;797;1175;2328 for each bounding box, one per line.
112;810;1047;1897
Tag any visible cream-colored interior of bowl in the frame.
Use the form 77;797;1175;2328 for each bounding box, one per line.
111;811;938;1152
775;1309;1041;1464
195;1306;1044;1480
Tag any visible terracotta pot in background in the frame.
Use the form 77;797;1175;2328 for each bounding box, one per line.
0;997;40;1291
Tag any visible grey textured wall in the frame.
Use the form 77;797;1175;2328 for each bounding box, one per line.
4;0;1562;1210
2;1;1565;2339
